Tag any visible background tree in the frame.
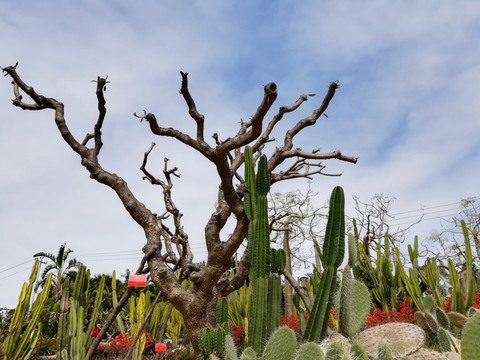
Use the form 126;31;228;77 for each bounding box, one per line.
2;64;357;348
353;193;423;260
424;197;480;289
269;187;327;320
33;243;83;297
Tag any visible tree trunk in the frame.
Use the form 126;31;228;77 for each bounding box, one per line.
180;290;218;349
283;228;294;320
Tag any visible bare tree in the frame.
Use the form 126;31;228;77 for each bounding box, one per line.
353;193;423;260
424;197;480;289
270;187;327;271
269;187;327;319
1;64;357;348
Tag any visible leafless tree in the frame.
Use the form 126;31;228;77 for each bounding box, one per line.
1;63;357;348
424;197;480;289
269;187;327;318
353;193;423;261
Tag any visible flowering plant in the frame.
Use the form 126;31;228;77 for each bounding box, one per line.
444;290;480;313
230;324;246;347
280;313;300;331
365;299;417;328
92;332;154;356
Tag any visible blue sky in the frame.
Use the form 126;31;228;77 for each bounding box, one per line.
1;1;480;308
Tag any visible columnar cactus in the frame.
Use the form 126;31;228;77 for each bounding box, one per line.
111;270;126;334
303;186;345;342
244;146;277;353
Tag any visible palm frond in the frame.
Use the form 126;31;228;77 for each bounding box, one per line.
33;252;55;262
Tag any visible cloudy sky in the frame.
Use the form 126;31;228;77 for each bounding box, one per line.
1;1;479;308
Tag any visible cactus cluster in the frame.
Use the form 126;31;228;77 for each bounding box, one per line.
198;324;230;358
2;261;53;360
414;295;461;353
198;298;232;358
225;326;324;360
56;266;106;360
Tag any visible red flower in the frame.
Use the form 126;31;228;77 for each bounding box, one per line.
444;291;480;313
230;324;245;346
280;313;300;331
365;300;417;328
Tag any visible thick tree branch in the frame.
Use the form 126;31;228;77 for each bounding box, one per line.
269;81;343;171
139;112;215;159
252;94;309;153
217;82;277;154
180;71;206;143
216;250;250;298
283;268;313;312
140;143;194;274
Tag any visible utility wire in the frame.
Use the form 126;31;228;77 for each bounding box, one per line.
389;197;479;216
0;259;34;274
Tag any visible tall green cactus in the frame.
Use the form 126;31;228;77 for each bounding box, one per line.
244;146;271;280
461;220;477;309
303;186;345;342
244;146;274;353
396;248;424;312
57;278;71;357
356;233;400;311
111;270;126;334
2;261;53;360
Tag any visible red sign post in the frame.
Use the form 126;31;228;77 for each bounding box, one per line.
128;274;147;287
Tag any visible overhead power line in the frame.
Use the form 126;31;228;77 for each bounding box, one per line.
389;197;480;217
0;259;34;274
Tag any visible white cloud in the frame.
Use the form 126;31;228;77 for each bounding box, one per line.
1;2;480;308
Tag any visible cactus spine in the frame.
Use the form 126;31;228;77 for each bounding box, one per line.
303;186;345;342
